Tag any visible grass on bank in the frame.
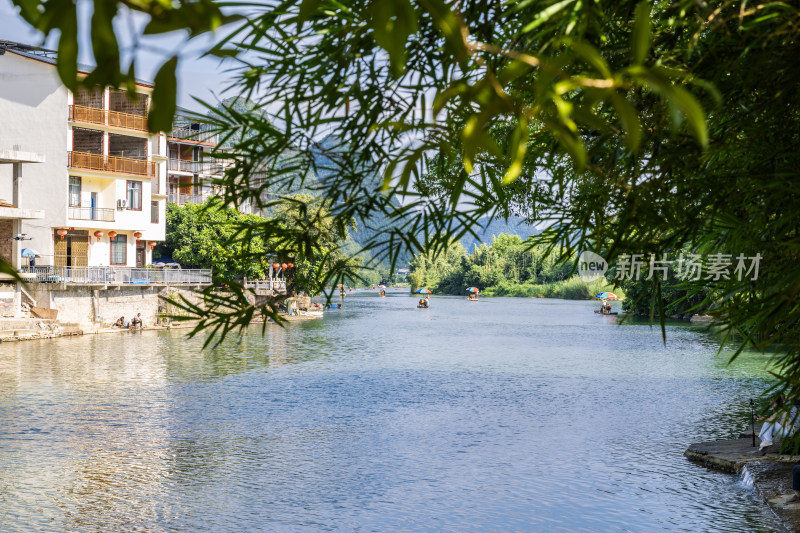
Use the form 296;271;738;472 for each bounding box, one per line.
479;277;624;300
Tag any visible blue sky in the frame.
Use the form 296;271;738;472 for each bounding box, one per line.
1;0;235;110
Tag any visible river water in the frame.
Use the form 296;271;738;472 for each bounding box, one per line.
0;292;783;531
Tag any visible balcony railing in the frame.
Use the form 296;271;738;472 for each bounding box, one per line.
68;206;115;222
68;151;156;177
167;192;212;206
69;105;147;132
21;266;212;285
167;158;225;175
169;126;219;144
244;278;288;295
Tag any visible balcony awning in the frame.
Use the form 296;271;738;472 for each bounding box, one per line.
0;149;45;164
0;207;45;219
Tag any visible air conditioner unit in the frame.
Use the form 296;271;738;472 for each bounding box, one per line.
117;199;128;209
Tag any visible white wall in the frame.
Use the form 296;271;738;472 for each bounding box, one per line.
0;52;69;265
0;51;167;267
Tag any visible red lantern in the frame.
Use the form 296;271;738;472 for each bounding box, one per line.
108;231;117;239
149;241;156;250
57;228;68;240
93;230;104;241
281;263;287;270
133;231;143;239
287;263;294;269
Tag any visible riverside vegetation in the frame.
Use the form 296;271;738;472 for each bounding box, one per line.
409;234;619;300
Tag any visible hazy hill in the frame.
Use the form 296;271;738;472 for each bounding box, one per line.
200;103;535;268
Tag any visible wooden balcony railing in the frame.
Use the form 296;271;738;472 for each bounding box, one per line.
69;105;148;132
169;126;219;144
68;151;156;177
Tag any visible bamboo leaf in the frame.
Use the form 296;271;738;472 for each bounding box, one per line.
148;56;178;134
668;84;708;148
56;4;78;90
610;93;642;151
520;0;576;33
503;118;529;185
631;1;651;65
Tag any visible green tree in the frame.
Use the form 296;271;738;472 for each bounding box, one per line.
269;193;360;295
163;200;269;279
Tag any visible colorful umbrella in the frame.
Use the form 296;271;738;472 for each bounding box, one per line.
379;285;386;289
595;292;618;299
466;287;479;293
20;248;41;258
415;288;432;294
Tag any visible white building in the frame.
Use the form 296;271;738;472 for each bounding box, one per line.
0;40;166;269
166;114;226;208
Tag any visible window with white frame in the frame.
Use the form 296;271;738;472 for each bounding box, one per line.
69;176;81;206
110;234;127;265
126;180;142;210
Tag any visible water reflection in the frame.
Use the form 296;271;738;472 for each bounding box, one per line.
0;294;784;531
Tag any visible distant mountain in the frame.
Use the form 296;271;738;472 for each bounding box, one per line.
198;105;535;267
310;135;541;267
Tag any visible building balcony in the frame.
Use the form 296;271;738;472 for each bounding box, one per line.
169;126;219;145
21;266;212;285
68;206;115;222
69;105;148;132
68;151;156;177
168;192;213;206
167;158;225;175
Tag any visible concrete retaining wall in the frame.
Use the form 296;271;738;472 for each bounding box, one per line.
28;284;205;328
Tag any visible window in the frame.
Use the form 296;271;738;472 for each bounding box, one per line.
110;234;127;265
69;176;81;206
126;180;142;210
151;201;159;223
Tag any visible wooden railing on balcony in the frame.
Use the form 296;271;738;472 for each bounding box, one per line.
169;126;219;144
69;105;148;132
68;151;156;177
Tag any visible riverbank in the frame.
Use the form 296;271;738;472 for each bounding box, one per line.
418;278;623;300
686;436;800;530
0;312;321;343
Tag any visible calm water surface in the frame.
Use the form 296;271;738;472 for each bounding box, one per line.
0;293;782;531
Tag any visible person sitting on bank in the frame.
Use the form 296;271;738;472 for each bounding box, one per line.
757;394;791;451
131;313;142;328
114;316;125;328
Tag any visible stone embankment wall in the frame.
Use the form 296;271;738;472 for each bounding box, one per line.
28;284;206;329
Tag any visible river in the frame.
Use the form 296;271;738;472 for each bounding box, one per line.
0;292;783;531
